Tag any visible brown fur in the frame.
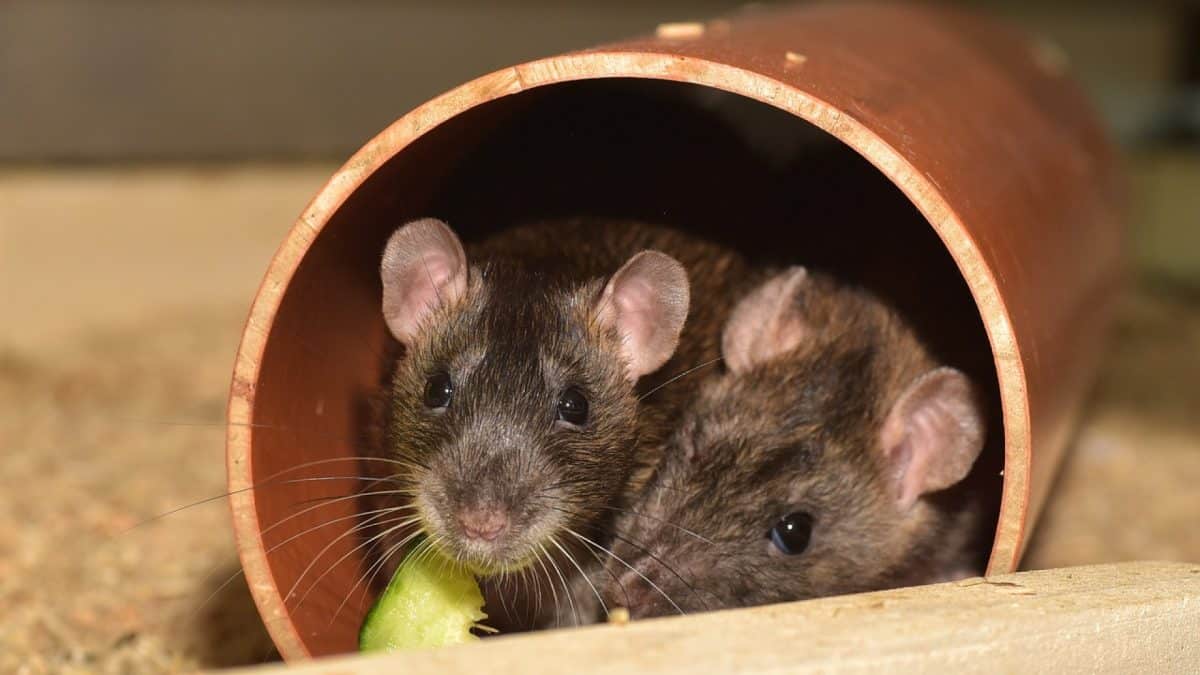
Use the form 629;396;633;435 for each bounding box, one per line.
364;218;757;630
575;271;985;621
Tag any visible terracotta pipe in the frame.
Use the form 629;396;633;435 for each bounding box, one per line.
226;1;1124;660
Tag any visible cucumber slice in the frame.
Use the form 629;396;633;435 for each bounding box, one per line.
358;547;488;652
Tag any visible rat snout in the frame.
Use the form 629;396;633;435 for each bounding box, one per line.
600;550;696;619
456;503;510;542
605;564;680;620
422;443;563;573
601;531;707;619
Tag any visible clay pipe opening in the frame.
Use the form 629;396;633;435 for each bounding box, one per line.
227;2;1122;660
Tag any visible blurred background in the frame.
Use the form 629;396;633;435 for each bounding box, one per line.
1;1;1197;673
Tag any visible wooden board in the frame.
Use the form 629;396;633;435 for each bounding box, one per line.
213;561;1200;674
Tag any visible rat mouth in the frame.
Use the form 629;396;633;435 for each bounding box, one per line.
459;549;540;577
421;530;545;577
412;496;561;578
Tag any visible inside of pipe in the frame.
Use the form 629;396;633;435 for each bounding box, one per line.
250;78;1004;657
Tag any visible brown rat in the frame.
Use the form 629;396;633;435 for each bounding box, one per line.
565;266;988;621
365;216;755;629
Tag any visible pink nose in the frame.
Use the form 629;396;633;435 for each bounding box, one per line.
457;507;509;542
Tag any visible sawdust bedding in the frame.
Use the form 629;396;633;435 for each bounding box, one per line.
0;308;276;673
1;287;1198;672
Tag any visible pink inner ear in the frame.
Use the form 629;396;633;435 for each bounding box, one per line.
888;406;939;510
722;267;808;373
880;408;914;503
402;251;455;308
597;250;689;382
380;219;468;345
417;254;456;298
383;252;454;344
881;368;985;511
613;277;659;353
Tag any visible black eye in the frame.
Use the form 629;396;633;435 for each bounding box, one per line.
768;512;813;555
556;387;589;426
423;371;453;409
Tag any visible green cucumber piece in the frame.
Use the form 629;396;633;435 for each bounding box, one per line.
358;548;488;652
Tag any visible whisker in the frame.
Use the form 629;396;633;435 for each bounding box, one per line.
291;514;423;616
285;513;419;610
589;504;715;545
112;418;355;440
259;487;415;539
550;535;606;619
266;505;411;561
189;508;400;622
523;564;540;629
546;503;708;611
638;357;722;401
532;544;562;629
336;529;433;625
603;530;709;612
331;526;427;627
578;533;632;609
564;528;684;616
539;542;578;627
110;418;278;430
494;571;515;628
281;476;413;510
120;455;420;533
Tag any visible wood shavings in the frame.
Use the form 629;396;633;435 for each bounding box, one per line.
0;308;276;673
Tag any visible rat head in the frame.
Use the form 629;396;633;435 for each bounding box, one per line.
377;218;689;576
600;268;985;618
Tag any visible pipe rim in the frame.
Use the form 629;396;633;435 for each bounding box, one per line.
226;51;1030;660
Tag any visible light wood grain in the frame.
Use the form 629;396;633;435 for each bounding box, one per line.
213;562;1200;674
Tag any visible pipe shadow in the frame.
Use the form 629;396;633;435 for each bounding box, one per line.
187;559;281;667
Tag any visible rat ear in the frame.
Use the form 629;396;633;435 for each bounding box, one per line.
594;251;690;382
880;367;985;511
721;267;809;374
380;218;468;345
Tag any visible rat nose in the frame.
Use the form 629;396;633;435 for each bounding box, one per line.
457;506;509;542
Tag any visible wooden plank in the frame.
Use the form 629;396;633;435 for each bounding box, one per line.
214;561;1200;674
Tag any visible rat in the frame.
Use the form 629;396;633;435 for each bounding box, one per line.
363;216;757;630
556;266;988;622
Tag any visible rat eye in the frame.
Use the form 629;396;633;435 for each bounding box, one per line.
556;387;589;426
423;371;453;409
768;512;813;555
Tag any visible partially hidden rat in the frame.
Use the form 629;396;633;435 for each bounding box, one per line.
559;266;988;622
364;217;757;631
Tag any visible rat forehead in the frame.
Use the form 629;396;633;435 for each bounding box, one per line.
430;279;591;372
665;363;869;476
699;340;883;425
669;379;821;475
642;443;824;540
687;368;818;437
